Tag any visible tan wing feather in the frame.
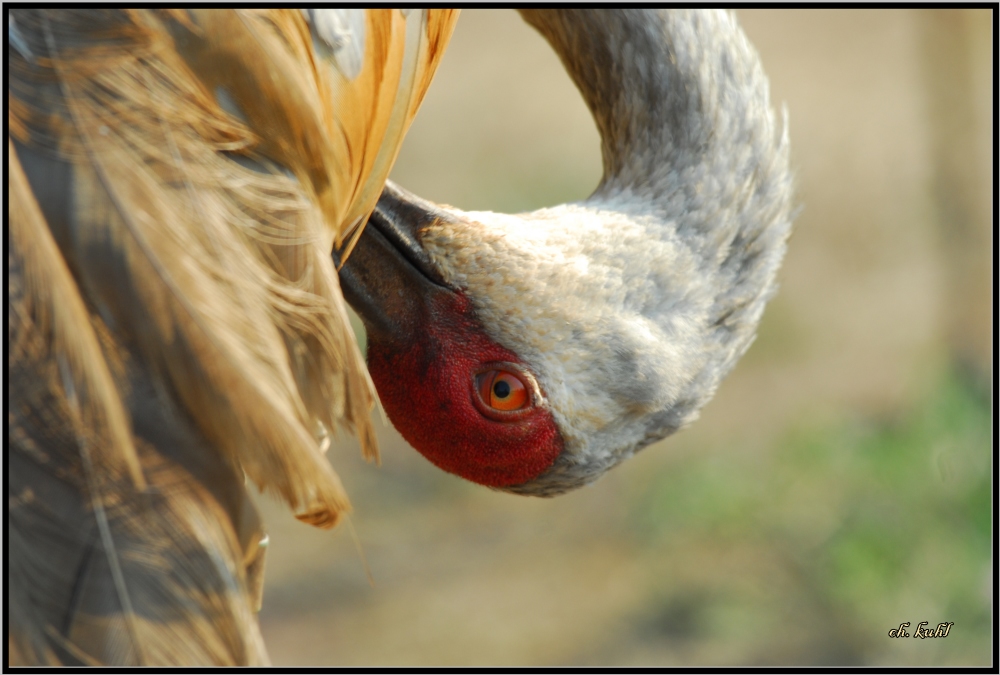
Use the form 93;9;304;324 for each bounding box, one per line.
8;6;458;665
337;9;462;262
8;139;144;491
30;9;357;523
8;5;459;535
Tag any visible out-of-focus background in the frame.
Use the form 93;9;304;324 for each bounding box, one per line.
255;9;992;666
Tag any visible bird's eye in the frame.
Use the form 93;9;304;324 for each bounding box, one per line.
475;369;529;413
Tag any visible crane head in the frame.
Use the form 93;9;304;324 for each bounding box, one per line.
340;186;565;489
341;171;786;498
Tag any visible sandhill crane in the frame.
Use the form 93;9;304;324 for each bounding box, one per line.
340;9;793;495
7;7;792;666
8;8;458;665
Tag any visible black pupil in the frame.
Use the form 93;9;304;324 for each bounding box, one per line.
493;379;511;399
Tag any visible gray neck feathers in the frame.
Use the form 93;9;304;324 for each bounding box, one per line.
519;10;789;207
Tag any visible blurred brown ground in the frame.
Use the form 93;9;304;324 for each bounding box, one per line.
254;9;992;666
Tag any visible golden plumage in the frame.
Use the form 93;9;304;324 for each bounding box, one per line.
8;8;458;665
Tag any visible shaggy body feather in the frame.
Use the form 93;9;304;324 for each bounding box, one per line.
7;8;458;665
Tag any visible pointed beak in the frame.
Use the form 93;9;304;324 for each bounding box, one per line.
337;181;455;347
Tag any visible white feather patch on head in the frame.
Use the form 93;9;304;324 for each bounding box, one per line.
420;202;717;472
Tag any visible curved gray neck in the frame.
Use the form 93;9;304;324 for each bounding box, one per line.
519;9;781;215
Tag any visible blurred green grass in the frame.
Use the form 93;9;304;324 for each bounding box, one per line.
627;366;991;665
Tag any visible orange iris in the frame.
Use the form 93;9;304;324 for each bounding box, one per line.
476;370;529;412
